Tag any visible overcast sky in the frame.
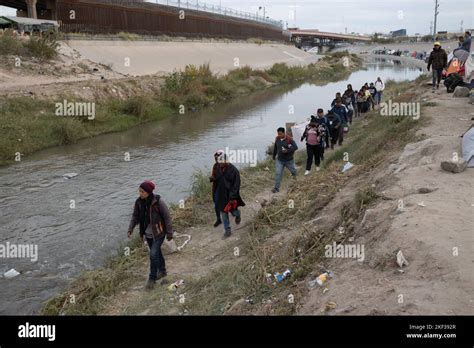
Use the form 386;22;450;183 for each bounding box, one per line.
1;0;472;35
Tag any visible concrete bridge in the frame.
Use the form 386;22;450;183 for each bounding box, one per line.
289;28;371;52
0;0;58;19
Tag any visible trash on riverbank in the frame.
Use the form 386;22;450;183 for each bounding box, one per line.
342;162;354;173
274;269;291;282
4;268;20;279
396;250;409;268
167;279;185;292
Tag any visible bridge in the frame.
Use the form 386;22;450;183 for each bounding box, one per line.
289;28;371;52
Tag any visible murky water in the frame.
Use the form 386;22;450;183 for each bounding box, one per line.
0;61;423;314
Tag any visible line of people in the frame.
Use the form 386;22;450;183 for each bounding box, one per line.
126;78;386;289
280;78;385;179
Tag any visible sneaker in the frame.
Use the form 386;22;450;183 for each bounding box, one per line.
223;230;232;238
304;170;310;176
145;279;156;290
235;215;241;225
271;188;279;193
213;220;222;228
316;167;321;172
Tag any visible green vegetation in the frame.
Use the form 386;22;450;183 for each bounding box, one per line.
41;77;428;315
0;29;58;60
1;52;361;166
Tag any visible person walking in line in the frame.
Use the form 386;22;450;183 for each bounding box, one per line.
374;77;385;105
331;97;348;146
301;119;323;175
272;127;298;193
213;152;245;238
331;92;342;108
427;42;448;91
343;85;356;124
326;110;341;150
210;150;224;228
312;109;329;159
128;180;174;290
368;82;377;110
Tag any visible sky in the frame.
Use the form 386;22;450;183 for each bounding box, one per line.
0;0;472;35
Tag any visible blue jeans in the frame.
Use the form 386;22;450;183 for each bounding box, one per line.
221;208;240;233
375;91;383;105
274;159;297;190
146;235;166;280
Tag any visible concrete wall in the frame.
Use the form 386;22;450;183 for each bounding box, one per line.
66;40;319;76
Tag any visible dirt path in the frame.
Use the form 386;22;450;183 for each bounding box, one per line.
100;188;284;315
298;85;474;315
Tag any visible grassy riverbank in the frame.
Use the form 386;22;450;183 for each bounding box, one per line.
0;52;361;167
41;74;432;315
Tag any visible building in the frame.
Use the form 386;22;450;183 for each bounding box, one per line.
390;29;407;37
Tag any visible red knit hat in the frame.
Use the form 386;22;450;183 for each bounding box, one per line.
139;180;155;194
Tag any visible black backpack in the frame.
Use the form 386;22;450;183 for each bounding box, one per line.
444;73;464;93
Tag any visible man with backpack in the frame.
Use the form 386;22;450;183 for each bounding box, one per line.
427;42;448;91
343;85;356;124
326;110;341;150
128;180;174;290
331;98;348;147
213;152;245;238
272;127;298;193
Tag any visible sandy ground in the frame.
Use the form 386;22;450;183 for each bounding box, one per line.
0;40;320;98
66;40;320;76
298;83;474;315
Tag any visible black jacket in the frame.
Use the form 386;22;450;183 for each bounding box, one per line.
214;163;245;212
427;48;448;70
273;136;298;161
128;194;173;240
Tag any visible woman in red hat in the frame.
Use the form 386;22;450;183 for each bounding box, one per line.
128;180;174;290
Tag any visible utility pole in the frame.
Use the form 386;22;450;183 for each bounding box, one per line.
430;21;433;36
433;0;439;40
460;20;463;33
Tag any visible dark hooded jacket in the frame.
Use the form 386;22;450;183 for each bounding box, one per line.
427;48;448;70
128;193;173;240
214;163;246;212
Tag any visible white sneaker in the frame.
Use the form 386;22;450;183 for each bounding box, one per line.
316;167;321;172
304;170;310;176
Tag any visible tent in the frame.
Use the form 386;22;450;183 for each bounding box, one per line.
462;126;474;168
445;49;470;78
463;47;474;86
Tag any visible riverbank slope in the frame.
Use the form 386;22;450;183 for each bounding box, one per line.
42;73;473;315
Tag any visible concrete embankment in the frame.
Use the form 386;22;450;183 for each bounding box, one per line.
66;40;321;76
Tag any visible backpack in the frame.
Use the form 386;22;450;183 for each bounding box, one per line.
444;73;464;93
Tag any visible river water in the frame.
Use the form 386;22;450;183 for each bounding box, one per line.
0;60;423;314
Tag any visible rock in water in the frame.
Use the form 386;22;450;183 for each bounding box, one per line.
453;86;470;98
440;159;467;173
